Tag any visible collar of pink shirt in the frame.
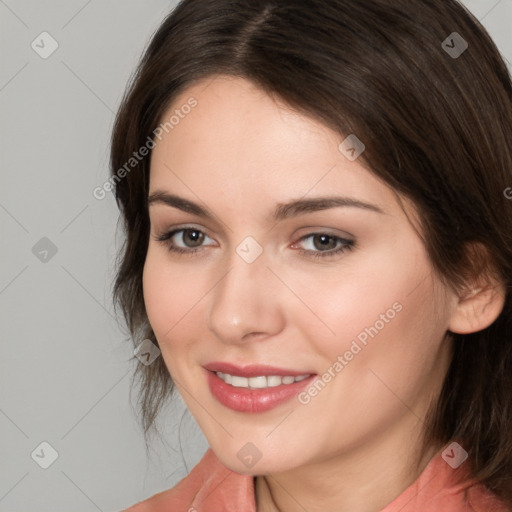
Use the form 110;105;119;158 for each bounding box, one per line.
124;445;509;512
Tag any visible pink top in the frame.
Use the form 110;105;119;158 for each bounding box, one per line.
123;446;509;512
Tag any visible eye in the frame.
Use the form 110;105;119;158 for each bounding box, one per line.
154;227;355;260
154;227;215;255
292;232;355;260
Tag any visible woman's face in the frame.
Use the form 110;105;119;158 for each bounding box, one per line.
143;75;457;475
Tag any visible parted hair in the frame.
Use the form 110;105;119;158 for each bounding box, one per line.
110;0;512;504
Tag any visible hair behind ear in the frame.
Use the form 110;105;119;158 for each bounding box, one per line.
423;237;512;502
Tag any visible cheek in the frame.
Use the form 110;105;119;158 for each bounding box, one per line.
142;249;207;356
278;245;420;350
291;268;450;447
291;241;448;381
323;276;449;421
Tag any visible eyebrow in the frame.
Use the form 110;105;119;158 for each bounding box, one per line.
147;191;385;221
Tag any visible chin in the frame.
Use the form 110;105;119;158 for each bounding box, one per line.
214;448;298;477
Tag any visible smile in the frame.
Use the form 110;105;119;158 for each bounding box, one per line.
205;367;317;413
215;372;311;389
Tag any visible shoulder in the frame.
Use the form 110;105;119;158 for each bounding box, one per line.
383;445;511;512
121;448;256;512
121;477;193;512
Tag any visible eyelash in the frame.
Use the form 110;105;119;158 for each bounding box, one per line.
154;227;355;260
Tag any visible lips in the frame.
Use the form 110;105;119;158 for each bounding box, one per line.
203;362;317;413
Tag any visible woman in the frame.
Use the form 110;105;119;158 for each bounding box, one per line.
111;0;512;510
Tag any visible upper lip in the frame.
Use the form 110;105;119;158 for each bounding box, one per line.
203;361;315;377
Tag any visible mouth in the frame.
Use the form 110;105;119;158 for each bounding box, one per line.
203;362;317;413
215;371;310;388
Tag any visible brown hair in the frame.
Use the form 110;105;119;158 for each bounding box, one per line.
110;0;512;503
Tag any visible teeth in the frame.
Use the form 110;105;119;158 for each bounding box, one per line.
267;375;282;387
248;376;267;388
215;372;311;389
231;375;249;387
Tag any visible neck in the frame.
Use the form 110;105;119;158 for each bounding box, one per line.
255;415;443;512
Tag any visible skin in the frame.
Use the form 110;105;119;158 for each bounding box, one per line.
142;75;505;512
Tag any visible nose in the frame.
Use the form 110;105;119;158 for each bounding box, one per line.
206;249;286;345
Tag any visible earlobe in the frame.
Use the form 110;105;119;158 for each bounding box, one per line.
448;281;506;334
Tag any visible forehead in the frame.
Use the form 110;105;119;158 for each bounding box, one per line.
148;75;398;218
158;74;339;160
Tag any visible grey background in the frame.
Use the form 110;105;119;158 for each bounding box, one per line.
0;1;511;511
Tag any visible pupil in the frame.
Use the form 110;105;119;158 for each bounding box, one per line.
314;234;335;250
186;230;203;247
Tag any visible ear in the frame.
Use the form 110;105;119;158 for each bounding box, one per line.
448;244;506;334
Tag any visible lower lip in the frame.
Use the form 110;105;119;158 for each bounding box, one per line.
205;369;316;413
